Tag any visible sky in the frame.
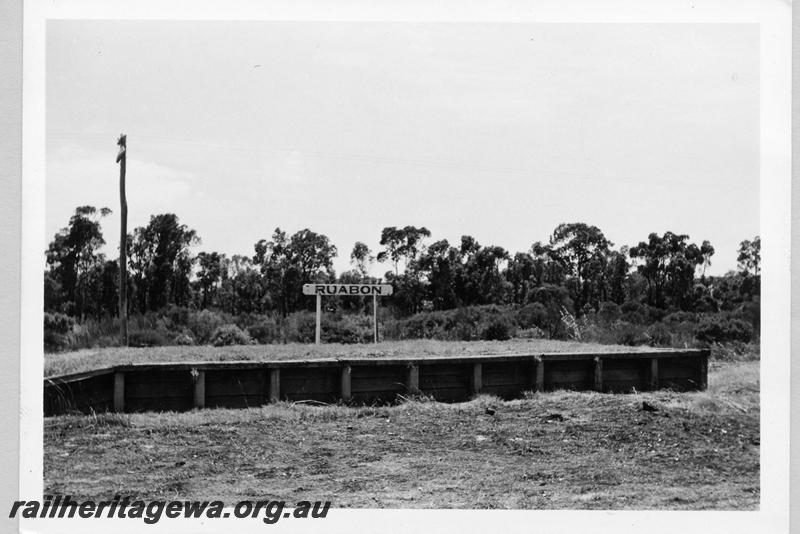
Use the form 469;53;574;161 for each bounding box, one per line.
46;21;759;277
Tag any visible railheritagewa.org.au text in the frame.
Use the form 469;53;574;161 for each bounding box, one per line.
9;495;331;524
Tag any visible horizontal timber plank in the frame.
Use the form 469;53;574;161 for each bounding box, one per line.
125;371;193;399
481;379;529;388
349;367;409;378
350;384;405;393
281;375;338;387
658;356;703;367
44;372;116;416
281;368;339;380
602;368;648;381
205;371;266;397
44;387;114;404
280;367;339;402
351;389;407;397
482;372;528;382
44;367;117;383
545;369;594;382
658;367;700;379
602;358;651;369
420;375;470;388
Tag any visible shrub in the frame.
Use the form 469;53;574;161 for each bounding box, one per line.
400;311;454;340
322;314;372;344
128;329;170;347
620;300;641;314
385;305;516;342
694;317;753;344
161;305;190;329
735;299;760;336
709;340;760;362
45;312;74;334
620;300;648;325
516;303;550;330
173;331;195;346
645;322;672;346
515;327;545;339
210;324;252;346
451;307;483;341
643;304;666;323
44;312;74;351
663;311;698;325
597;301;621;324
279;312;374;344
247;317;281;344
481;317;514;341
693;289;719;313
284;312;317;343
577;323;616;345
613;321;648;346
525;285;573;337
234;312;267;331
187;310;226;344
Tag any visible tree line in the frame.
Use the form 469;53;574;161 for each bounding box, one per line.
44;206;760;325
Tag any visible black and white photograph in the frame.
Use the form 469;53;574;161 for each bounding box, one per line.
14;1;792;532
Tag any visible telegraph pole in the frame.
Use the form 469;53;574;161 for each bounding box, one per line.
116;134;128;346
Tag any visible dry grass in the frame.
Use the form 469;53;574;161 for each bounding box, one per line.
43;360;758;510
44;338;647;377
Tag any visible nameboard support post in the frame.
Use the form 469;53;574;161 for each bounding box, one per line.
373;294;378;344
315;294;321;345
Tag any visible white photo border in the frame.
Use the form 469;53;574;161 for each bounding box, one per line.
21;1;791;532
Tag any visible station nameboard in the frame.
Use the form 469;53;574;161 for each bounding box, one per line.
302;284;393;296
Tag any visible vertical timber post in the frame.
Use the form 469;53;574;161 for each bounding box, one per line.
593;356;603;392
698;352;709;390
340;365;352;402
471;363;482;396
315;294;321;345
116;134;128;346
649;358;659;391
268;368;281;403
533;356;544;393
193;370;205;409
373;294;378;344
407;364;419;395
113;371;125;413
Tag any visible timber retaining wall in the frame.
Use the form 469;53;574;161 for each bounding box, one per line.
44;349;709;416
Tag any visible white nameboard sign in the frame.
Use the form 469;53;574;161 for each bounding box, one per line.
303;283;393;344
302;284;394;296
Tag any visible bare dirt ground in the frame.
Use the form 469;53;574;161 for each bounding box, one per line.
43;359;758;510
44;338;647;377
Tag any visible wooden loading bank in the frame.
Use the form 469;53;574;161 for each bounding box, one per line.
44;349;709;416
